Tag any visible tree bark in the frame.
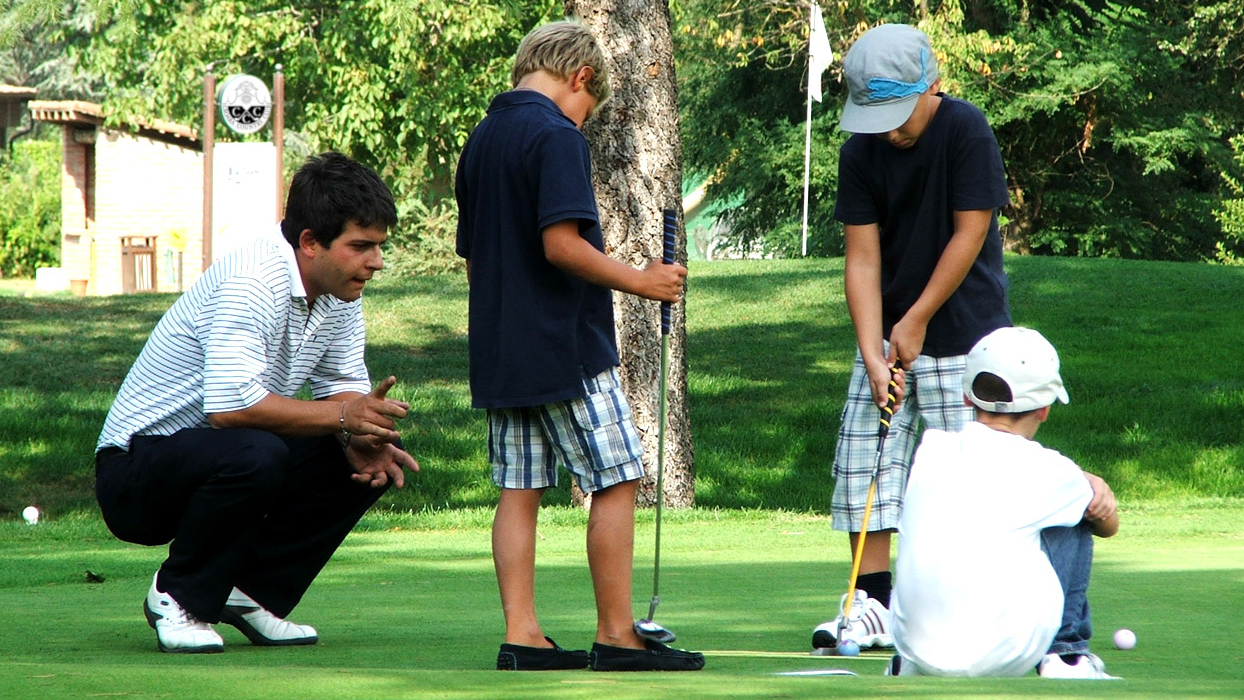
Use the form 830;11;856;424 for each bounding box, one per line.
564;0;694;508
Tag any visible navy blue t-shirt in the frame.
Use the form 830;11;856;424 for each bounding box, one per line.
455;90;618;409
834;95;1011;357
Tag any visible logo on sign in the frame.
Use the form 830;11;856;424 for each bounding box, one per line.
219;75;272;134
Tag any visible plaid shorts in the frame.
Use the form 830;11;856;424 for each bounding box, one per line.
831;349;972;532
487;368;645;493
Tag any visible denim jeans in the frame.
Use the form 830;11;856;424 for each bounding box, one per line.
1040;522;1095;655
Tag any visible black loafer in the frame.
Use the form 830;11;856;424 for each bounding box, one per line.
497;636;590;670
589;639;706;672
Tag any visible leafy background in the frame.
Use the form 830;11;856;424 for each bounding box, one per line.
3;0;1243;271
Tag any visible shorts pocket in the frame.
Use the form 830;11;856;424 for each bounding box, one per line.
566;386;641;469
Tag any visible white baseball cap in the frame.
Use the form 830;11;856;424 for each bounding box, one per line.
840;24;939;134
963;327;1070;413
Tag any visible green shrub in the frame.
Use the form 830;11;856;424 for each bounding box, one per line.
385;196;462;276
0;140;60;278
1214;135;1244;266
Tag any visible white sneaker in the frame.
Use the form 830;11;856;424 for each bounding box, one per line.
1038;652;1119;680
143;573;224;654
220;588;318;646
811;590;892;649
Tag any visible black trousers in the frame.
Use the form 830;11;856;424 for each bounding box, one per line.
95;428;386;622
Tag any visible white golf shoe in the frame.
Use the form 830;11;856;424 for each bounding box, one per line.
811;590;892;649
1038;652;1119;680
220;588;318;646
143;573;224;654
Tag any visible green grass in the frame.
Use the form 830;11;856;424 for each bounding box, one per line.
1;257;1243;698
1;501;1241;699
0;277;70;298
683;256;1244;507
2;256;1243;518
0;278;31;296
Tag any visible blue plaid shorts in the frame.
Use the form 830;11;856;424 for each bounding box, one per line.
831;349;972;532
487;368;645;493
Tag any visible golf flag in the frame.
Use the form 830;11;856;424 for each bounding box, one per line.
808;3;833;102
801;2;833;256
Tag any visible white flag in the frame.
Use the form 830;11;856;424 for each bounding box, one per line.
808;3;833;102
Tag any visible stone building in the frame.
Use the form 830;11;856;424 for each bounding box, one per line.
28;100;204;295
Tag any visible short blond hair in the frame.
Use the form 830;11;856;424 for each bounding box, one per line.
511;19;612;106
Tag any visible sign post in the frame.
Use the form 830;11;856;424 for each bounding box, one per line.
203;71;279;264
202;64;215;270
274;65;285;221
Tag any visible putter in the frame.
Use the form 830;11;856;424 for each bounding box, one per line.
634;209;680;646
835;363;902;645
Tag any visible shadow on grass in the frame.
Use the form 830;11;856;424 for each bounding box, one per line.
1006;257;1244;496
2;257;1242;519
0;295;170;517
679;261;854;511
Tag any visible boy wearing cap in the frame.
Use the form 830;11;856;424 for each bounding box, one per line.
813;23;1012;651
886;327;1119;679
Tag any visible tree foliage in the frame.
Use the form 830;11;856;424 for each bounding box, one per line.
1214;135;1244;265
0;139;60;276
3;0;563;273
675;0;1244;262
674;0;864;257
4;0;1244;264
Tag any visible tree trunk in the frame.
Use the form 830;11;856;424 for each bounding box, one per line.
1005;180;1039;254
564;0;694;508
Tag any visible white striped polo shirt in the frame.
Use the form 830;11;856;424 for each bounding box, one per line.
96;227;371;452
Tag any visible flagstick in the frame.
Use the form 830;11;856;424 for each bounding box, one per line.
800;2;817;257
801;86;813;257
802;3;833;258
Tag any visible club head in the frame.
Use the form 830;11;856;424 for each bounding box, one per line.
634;618;677;644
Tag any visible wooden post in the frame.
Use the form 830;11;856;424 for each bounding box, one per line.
202;64;215;269
274;64;285;222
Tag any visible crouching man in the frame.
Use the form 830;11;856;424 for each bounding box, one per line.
94;152;419;653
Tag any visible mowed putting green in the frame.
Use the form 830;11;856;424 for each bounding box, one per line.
1;501;1241;700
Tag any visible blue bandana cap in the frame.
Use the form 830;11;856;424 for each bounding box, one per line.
839;24;940;134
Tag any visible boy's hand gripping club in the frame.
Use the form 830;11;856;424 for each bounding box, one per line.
837;363;901;641
634;208;680;645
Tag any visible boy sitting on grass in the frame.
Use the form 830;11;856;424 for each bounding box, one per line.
888;327;1120;679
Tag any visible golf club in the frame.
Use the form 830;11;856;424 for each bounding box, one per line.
634;208;680;645
835;363;902;645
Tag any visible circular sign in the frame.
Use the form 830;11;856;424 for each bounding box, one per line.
218;74;272;134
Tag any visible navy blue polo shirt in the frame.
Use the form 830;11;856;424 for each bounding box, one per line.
455;90;618;409
835;95;1012;357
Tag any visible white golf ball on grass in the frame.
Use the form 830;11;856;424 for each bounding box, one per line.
22;506;40;524
1113;628;1136;650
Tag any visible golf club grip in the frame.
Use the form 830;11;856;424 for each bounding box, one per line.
878;364;901;438
661;209;677;336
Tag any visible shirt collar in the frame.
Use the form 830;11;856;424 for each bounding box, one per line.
488;89;573;125
271;224;307;299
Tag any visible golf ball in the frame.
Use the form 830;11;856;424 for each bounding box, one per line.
22;506;40;524
1113;628;1136;650
838;640;860;657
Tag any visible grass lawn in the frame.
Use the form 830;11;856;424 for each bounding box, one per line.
1;501;1241;699
1;255;1243;698
4;256;1242;518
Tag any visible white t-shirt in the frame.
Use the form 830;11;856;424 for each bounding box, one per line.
892;421;1092;677
97;227;371;452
